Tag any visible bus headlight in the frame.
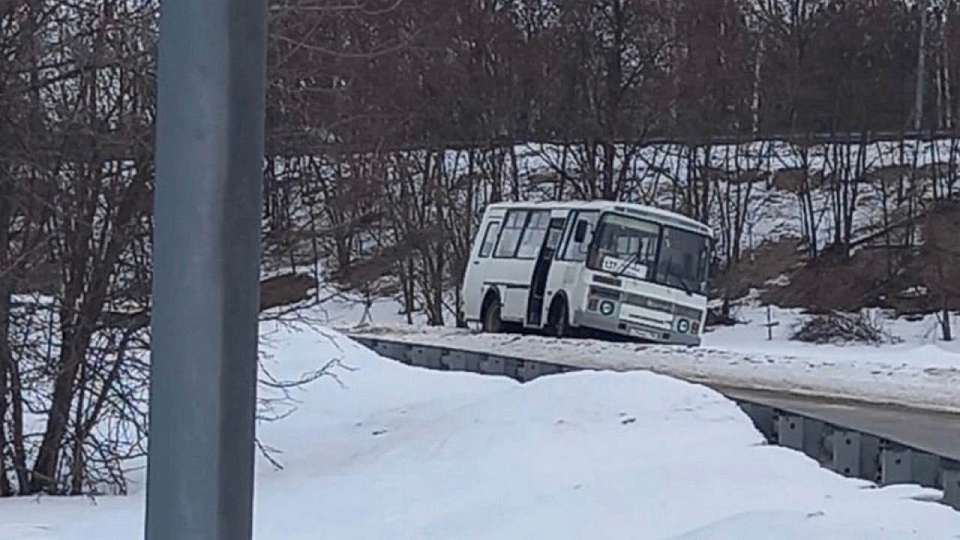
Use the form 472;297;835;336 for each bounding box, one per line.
599;300;616;316
676;318;691;334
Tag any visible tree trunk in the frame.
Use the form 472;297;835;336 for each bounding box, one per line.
404;258;415;324
433;248;445;326
30;161;147;493
700;146;712;224
9;356;27;492
751;33;763;135
69;363;88;495
602;141;616;200
557;145;569;200
915;0;929;131
509;144;520;201
943;302;953;342
0;172;11;496
31;328;90;493
940;4;953;129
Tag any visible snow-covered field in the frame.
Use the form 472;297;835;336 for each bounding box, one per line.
3;321;958;539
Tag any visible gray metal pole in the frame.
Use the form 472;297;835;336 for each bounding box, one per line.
145;0;267;538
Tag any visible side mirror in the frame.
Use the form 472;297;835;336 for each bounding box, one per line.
574;220;588;243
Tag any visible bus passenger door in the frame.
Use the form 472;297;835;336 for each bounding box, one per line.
526;218;566;327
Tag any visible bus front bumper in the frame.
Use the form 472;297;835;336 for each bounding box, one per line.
574;310;701;346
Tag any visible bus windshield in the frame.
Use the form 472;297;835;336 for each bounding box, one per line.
587;213;710;295
588;214;659;280
656;226;710;295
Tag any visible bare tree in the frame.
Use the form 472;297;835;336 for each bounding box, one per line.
921;201;960;341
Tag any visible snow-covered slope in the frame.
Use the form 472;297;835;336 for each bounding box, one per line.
1;321;958;539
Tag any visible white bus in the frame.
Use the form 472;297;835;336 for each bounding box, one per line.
460;201;713;346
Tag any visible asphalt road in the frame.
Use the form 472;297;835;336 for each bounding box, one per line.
712;385;960;462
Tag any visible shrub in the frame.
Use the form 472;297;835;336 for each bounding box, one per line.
791;311;900;345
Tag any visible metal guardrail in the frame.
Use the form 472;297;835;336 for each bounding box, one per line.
350;335;960;512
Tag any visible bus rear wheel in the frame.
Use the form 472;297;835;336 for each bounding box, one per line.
481;298;503;334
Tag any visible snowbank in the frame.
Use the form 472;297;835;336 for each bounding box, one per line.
1;322;958;539
346;301;960;413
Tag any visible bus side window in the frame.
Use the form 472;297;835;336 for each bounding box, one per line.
562;212;598;261
515;211;551;259
495;210;528;257
478;221;500;258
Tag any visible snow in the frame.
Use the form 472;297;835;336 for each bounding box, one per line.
3;321;959;539
345;302;960;413
704;304;960;354
322;280;960;412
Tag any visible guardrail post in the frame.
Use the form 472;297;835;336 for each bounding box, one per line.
465;351;483;372
442;350;473;372
362;340;409;364
479;355;506;376
410;345;444;370
942;461;960;510
516;360;537;382
914;452;942;488
881;444;940;487
501;357;520;380
477;355;520;379
520;361;567;382
777;414;827;462
831;431;880;480
777;414;804;450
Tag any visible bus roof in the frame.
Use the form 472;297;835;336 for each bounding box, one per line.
486;200;713;237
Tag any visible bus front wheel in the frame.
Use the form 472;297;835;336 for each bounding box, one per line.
548;298;570;339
